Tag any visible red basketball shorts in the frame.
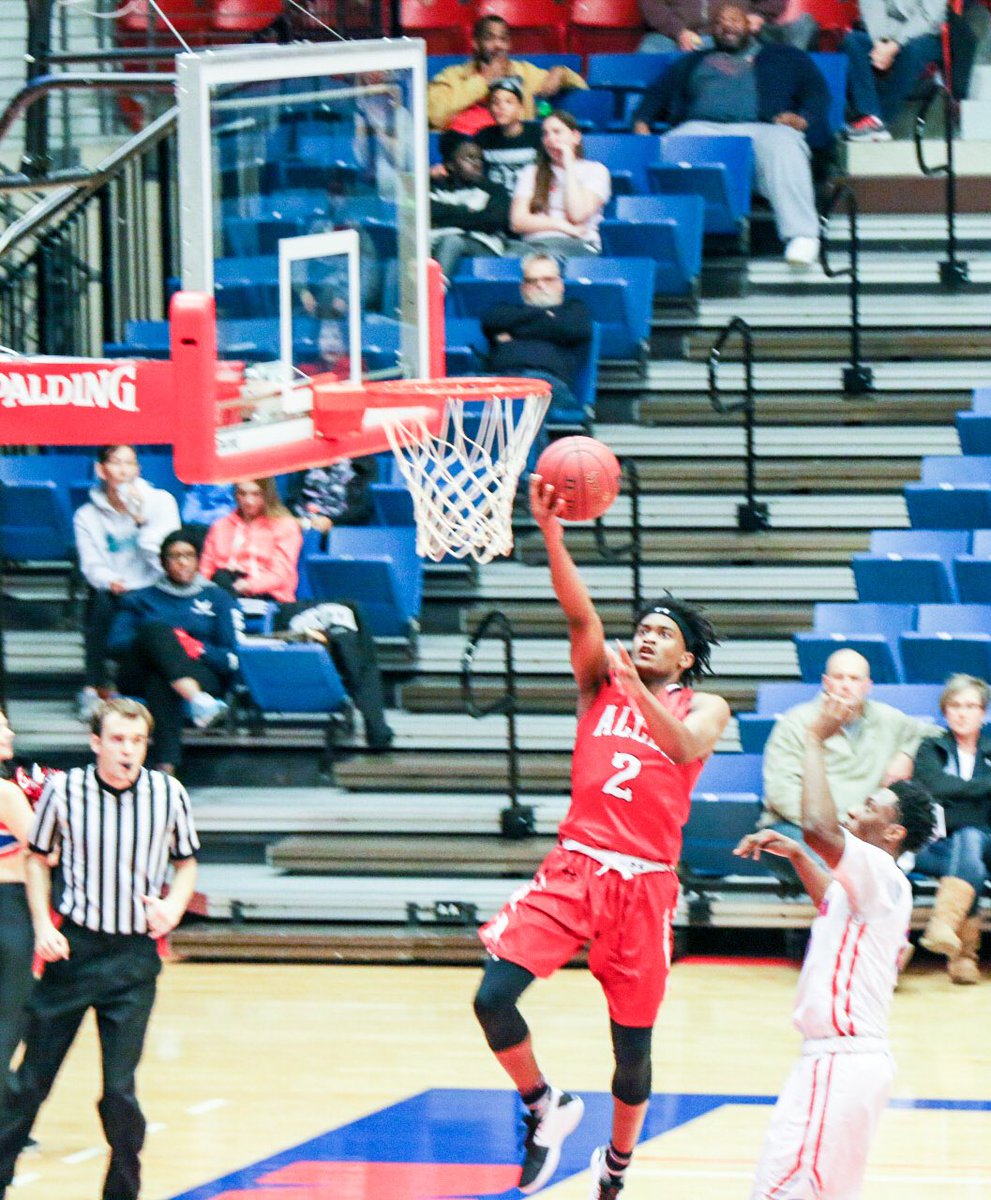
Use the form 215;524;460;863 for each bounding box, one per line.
478;844;679;1028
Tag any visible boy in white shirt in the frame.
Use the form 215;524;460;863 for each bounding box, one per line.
736;693;936;1199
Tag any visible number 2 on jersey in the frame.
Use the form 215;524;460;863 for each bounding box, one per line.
602;752;643;803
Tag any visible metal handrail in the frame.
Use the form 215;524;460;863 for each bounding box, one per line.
461;610;534;839
0;74;176;169
0;107;177;257
819;183;874;396
914;79;969;291
708;316;769;532
592;459;643;622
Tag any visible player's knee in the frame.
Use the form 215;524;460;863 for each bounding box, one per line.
611;1023;652;1106
473;981;528;1053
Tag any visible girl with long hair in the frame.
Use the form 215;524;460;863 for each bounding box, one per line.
509;111;611;257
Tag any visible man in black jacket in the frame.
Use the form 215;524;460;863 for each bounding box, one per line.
482;254;592;418
632;2;830;268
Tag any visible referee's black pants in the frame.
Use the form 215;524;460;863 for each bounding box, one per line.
0;923;161;1200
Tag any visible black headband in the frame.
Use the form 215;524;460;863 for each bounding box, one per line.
644;606;693;650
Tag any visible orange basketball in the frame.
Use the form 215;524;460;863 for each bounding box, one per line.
535;436;622;522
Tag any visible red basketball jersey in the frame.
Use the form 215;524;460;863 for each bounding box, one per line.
559;677;705;862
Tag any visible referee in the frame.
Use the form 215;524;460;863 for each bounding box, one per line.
0;698;199;1200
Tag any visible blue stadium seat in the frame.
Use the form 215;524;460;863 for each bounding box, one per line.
735;682;818;753
362;314;402;375
810;52;848;134
557;88;617;130
600;193;704;298
869;529;971;557
921;455;991;484
223;215;305;257
370;483;415;525
794;634;904;683
852;553;957;603
683;753;768;879
905;483;991;530
649;134;753;237
955;410;991;455
0;482;74;562
104;318;171;359
562;257;654;360
898;603;991;684
550;320;601;427
953;529;991;602
237;643;350;748
581;132;663;194
222;190;329;222
871;683;943;717
972;388;991;413
304;526;422;638
586;52;678;100
454;257;523;282
444;316;488;376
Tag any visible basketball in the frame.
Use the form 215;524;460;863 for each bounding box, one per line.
535;436;622;522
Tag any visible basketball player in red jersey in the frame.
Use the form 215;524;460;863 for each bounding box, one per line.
473;475;731;1198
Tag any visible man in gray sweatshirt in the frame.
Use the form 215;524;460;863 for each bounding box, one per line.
72;446;180;721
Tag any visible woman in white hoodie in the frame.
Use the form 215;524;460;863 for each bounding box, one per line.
72;446;180;721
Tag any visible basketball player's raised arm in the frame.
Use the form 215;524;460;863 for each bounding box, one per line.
608;643;729;763
800;694;851;869
530;475;608;705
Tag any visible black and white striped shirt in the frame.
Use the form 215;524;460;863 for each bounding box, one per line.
30;764;199;936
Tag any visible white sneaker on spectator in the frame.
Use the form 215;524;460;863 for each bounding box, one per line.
187;692;229;729
785;237;820;268
75;687;103;724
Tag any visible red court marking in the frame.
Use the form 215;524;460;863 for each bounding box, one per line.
676;956;796;968
211;1160;522;1198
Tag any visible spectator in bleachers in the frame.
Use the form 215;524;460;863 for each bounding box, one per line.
201;478;394;749
912;674;991;984
509;112;611;257
839;0;943;141
73;445;181;724
475;78;544;202
632;2;830;268
481;253;593;417
428;15;587;133
287;458;377;537
758;648;941;887
109;531;240;774
430;135;510;282
638;0;817;52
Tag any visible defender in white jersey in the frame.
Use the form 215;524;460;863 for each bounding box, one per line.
736;693;937;1200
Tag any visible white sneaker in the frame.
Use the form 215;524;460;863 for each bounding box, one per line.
187;692;229;730
519;1086;584;1194
785;236;820;268
589;1145;625;1198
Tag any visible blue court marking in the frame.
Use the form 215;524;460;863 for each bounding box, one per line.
168;1088;991;1199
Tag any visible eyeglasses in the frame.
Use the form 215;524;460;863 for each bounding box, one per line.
523;275;560;285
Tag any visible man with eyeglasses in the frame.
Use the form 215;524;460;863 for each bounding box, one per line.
73;446;181;724
107;530;241;775
481;253;592;421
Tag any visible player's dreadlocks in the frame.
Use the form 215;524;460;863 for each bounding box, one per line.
889;779;938;855
635;593;718;685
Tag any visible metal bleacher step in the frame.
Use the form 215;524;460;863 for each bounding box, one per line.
189;787;569;836
589;493;909;531
746;252;991;291
594;423;958;458
819;212;991;248
678;291;991;330
267;833;557;874
637;359;991;393
465;562;855;604
630;390;971;426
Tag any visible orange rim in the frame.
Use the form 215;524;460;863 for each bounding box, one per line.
362;376;552;404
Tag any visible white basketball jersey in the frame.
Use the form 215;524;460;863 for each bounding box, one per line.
792;831;911;1041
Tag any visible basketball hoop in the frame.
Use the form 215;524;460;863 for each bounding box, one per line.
366;377;551;564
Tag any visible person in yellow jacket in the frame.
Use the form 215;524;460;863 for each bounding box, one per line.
428;15;587;133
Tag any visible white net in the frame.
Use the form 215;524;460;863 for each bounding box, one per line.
379;378;551;564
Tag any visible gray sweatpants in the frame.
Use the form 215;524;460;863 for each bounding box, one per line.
666;121;819;242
